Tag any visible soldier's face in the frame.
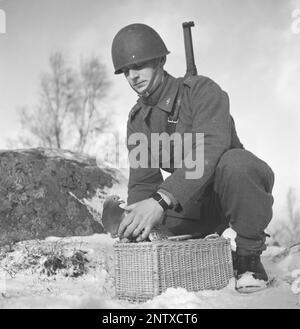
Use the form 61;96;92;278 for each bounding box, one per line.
122;59;163;94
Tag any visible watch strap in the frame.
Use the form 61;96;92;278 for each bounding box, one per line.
151;192;171;211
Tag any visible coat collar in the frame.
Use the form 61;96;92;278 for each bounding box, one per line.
128;72;180;122
156;74;180;113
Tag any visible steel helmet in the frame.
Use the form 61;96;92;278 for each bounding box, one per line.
111;23;170;74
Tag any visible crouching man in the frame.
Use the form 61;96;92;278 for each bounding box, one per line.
110;23;275;292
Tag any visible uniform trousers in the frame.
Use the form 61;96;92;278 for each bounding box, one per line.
162;149;275;253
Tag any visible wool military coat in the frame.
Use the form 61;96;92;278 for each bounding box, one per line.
126;72;243;234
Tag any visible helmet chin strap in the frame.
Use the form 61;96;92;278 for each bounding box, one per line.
132;59;164;98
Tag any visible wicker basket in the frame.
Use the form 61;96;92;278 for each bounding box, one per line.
114;235;234;302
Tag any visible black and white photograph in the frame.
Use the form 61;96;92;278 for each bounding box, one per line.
0;0;300;311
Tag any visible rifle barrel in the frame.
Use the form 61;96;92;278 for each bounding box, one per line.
182;21;197;76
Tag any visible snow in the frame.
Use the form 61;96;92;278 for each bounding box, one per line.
0;233;299;309
291;277;300;294
235;272;267;293
221;227;237;251
291;269;300;278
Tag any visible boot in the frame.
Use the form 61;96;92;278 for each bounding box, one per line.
234;250;269;293
235;252;268;281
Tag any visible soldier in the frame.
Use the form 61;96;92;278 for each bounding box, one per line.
111;23;275;292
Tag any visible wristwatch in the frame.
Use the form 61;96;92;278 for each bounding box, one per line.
151;192;172;211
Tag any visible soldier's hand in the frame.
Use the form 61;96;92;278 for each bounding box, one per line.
117;198;164;241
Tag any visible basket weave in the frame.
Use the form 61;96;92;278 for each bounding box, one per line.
114;236;233;302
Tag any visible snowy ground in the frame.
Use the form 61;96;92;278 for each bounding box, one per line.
0;233;299;309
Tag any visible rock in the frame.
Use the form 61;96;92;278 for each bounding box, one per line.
0;148;127;246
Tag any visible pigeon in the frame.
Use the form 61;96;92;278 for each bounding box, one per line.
101;194;170;242
101;195;126;238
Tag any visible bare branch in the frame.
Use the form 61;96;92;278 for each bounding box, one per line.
11;52;112;153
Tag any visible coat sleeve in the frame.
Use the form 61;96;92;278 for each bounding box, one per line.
126;116;164;205
158;77;232;212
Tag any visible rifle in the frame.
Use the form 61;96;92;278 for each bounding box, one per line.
182;21;198;77
167;21;198;124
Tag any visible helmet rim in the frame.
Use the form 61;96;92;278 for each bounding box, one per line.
112;23;170;74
